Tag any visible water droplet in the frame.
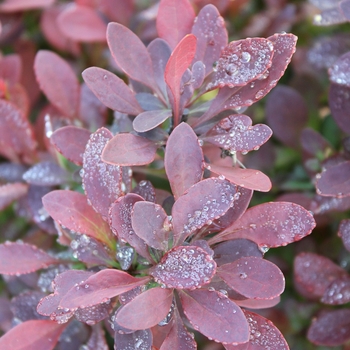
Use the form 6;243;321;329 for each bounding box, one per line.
241;51;251;63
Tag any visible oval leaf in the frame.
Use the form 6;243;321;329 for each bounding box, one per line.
0;182;28;210
329;83;350;134
114;329;153;350
133;110;172;132
321;276;350;305
338;219;350;251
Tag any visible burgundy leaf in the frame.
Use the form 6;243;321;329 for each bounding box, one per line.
51;126;91;166
102;133;158;166
191;4;228;76
0;242;59;275
330;83;350;134
118;285;146;305
34;50;80;118
0;320;66;350
109;193;152;261
203;114;272;153
307;309;350;346
107;22;155;89
217;257;285;299
294;252;347;299
338;219;350;251
213;239;263;266
235;296;281;310
0;100;37;164
131;201;170;250
321;276;350;305
165;123;204;199
60;269;149;310
0;54;22;85
116;287;173;330
150;246;216;289
265;85;308;148
208;165;271;192
0;183;28;210
131;180;156;202
57;5;107;42
156;0;195;50
329;51;350;86
74;301;112;325
172;178;239;244
165;34;197;126
82;67;142;115
224;310;289;350
191;61;206;89
310;193;350;215
210;202;316;247
23;161;69;186
300;127;332;157
82;127;124;219
179;289;249;344
0;163;26;183
133;110;172;133
84;325;109;350
10;291;46;322
209;38;274;89
316;161;350;197
42;190;114;249
114;328;152;350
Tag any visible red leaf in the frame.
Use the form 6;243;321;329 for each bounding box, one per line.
42;190;114;249
0;242;59;275
50;126;91;166
235;296;281;310
82;67;142;115
191;4;228;76
156;0;195;50
294;252;347;299
150;246;216;289
165;123;204;199
208;164;271;192
217;257;285;299
308;309;350;346
131;201;170;250
34;50;80;118
321;276;350;305
133;110;172;132
82;127;124;219
210;202;316;247
179;289;249;344
338;219;350;251
0;183;28;210
165;34;197;126
316;161;350;197
102;133;158;166
107;23;155;89
172;178;239;244
60;269;149;310
0;320;66;350
116;287;173;330
0;0;54;12
0;54;22;86
57;5;107;42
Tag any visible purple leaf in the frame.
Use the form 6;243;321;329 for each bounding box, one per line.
34;50;80;118
102;133;158;166
84;325;109;350
294;252;347;299
340;0;350;20
307;309;350;346
235;296;281;310
116;287;173;330
165;34;197;126
209;38;274;89
213;239;263;266
109;193;152;261
0;183;28;210
321;276;350;305
156;0;195;50
329;83;350;134
0;320;66;350
82;127;124;219
0;242;59;275
338;219;350;251
0;54;22;85
0;163;26;183
191;4;228;76
57;5;107;42
131;180;156;202
217;257;285;299
179;289;249;344
313;7;346;26
329;51;350;86
133;110;172;133
74;301;112;325
82;67;142;115
172;178;239;244
165;123;204;199
300;127;332;157
208;165;271;192
114;328;152;350
191;61;206;89
107;23;156;89
131;201;170;250
0;0;54;11
51;126;90;166
42;190;114;249
150;246;216;289
10;291;46;322
59;269;149;310
210;202;316;247
316;161;350;197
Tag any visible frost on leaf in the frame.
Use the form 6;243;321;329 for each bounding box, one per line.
209;38;273;90
150;246;216;289
82;127;123;219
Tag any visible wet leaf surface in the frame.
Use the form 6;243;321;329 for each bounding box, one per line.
0;183;28;210
133;110;172;133
329;82;350;134
114;328;152;350
321;275;350;305
338;219;350;251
